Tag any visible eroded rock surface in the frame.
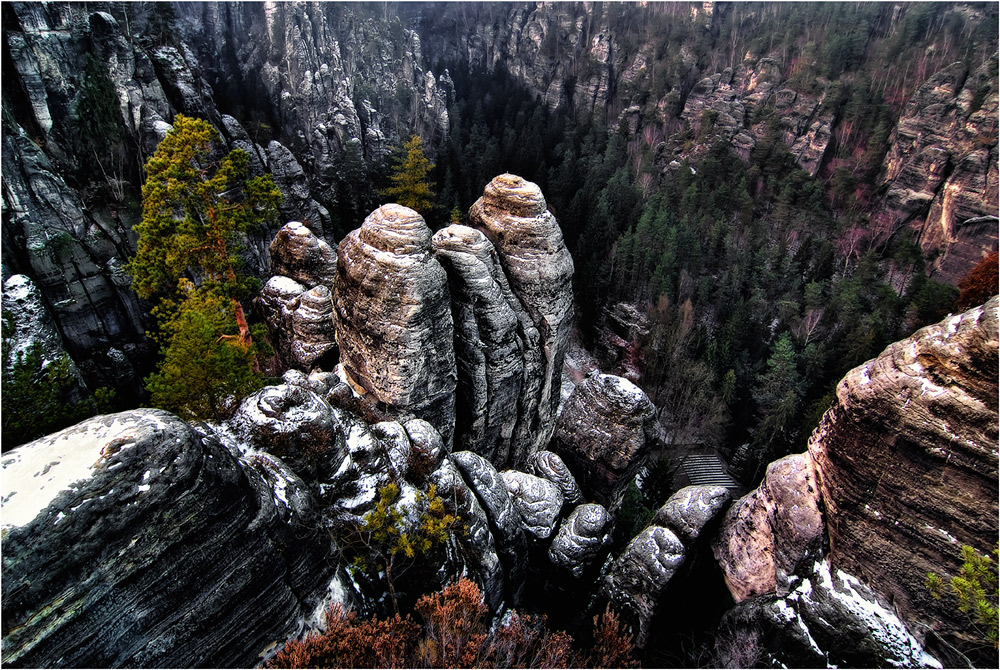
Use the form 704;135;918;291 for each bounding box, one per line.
600;525;686;647
432;224;527;466
269;221;339;288
500;469;564;539
808;296;999;651
552;371;658;509
0;410;332;668
334;204;457;445
653;485;732;546
720;560;939;669
548;503;612;578
712;453;825;602
528;450;584;504
469;174;574;453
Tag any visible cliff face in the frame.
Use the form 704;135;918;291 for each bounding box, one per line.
808;295;999;652
713;297;999;663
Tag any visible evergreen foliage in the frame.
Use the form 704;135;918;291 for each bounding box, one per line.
126;114;281;420
1;312;115;450
927;544;999;650
385;134;436;213
343;482;461;613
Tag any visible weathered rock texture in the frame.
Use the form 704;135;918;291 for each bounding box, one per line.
721;560;939;669
0;410;332;668
878;61;1000;284
808;296;999;650
548;503;612;578
469;174;575;455
653;484;732;546
269;221;339;288
601;525;686;647
333;204;457;445
451;450;528;605
432;224;527;466
712;454;825;602
500;469;564;539
552;371;658;509
528;450;584;504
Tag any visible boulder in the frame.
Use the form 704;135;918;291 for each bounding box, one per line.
432;224;527;467
0;410;333;668
469;174;575;452
227;384;345;482
600;525;686;647
269;221;339;288
451;450;527;605
258;275;308;368
528;450;584;504
548;503;612;578
334;204;457;445
711;453;825;602
807;296;999;655
499;470;564;539
551;371;658;510
652;484;731;545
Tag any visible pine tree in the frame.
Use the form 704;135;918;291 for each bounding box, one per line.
126;114;281;419
385;135;436;213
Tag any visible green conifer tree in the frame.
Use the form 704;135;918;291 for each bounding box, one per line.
126;114;281;420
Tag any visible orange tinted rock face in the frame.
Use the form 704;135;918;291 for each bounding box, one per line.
808;296;999;648
711;453;825;602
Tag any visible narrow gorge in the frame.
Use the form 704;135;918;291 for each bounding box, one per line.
2;2;998;668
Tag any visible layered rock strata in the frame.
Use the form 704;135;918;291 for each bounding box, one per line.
552;371;658;509
500;470;564;539
469;174;575;454
548;503;613;578
712;453;825;602
432;224;528;466
808;296;999;650
0;410;333;668
333;205;457;445
269;221;339;288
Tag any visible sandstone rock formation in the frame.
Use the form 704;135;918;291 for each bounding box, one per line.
0;410;333;668
808;296;999;652
500;470;564;539
528;450;584;504
720;560;939;668
601;525;686;647
469;174;575;454
712;453;825;602
548;503;612;578
878;61;999;283
334;204;457;445
451;450;528;605
432;224;527;466
552;371;658;509
653;484;732;545
269;221;339;288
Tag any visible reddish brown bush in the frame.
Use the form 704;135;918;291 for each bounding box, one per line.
267;578;639;668
954;251;999;312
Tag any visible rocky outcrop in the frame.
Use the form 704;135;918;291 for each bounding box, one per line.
712;453;825;602
528;450;584;504
263;141;334;242
469;174;575;456
548;503;612;578
878;60;999;284
0;409;334;668
500;470;564;539
269;221;339;288
721;560;940;669
601;525;687;647
333;204;457;445
451;450;528;605
807;296;999;652
653;484;731;545
552;371;658;509
432;224;527;466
